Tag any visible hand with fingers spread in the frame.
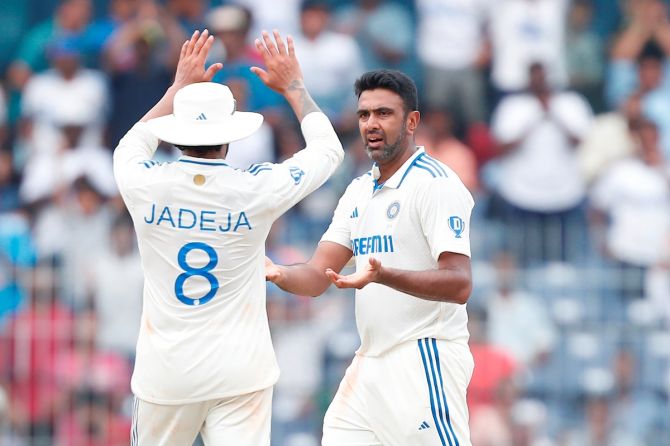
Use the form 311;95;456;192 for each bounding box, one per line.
251;30;320;120
173;29;223;89
251;30;303;94
325;257;383;290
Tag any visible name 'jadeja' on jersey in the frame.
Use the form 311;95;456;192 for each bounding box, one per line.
143;203;252;233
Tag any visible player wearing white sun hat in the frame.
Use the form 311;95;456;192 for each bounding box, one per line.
113;29;343;445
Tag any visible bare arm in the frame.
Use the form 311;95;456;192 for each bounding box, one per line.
325;251;472;304
251;30;320;121
140;29;223;122
266;241;352;297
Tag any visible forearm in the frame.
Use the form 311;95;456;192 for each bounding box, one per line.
274;263;332;297
375;266;471;304
283;80;321;122
140;84;181;122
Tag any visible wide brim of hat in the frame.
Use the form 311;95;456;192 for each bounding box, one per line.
146;111;264;146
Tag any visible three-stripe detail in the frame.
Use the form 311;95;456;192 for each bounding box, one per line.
418;338;459;446
247;163;273;176
139;160;160;169
397;153;448;188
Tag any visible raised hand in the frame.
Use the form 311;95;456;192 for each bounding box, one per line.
173;29;223;89
325;257;382;290
251;30;303;94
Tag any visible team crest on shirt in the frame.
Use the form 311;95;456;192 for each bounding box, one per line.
448;216;465;238
387;201;400;219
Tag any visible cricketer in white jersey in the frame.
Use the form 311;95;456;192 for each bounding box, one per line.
267;69;475;446
113;30;343;445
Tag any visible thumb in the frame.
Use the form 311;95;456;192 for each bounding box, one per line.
368;257;381;269
204;62;223;81
250;66;269;82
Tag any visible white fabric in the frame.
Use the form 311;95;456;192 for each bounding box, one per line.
489;0;568;91
321;148;474;356
146;83;264;146
132;387;273;446
491;92;592;211
113;112;343;404
416;0;488;70
323;339;473;446
591;158;670;266
21;68;108;154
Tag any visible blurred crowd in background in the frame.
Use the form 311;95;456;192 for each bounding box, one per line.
0;0;670;444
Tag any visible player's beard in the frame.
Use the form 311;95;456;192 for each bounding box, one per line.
364;125;407;164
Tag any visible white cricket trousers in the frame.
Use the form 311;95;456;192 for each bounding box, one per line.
130;386;272;445
323;338;474;446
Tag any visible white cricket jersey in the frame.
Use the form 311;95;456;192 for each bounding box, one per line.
321;148;474;356
113;112;343;404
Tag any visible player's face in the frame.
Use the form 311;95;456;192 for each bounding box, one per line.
357;89;412;165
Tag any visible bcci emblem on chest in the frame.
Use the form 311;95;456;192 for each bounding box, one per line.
449;216;465;238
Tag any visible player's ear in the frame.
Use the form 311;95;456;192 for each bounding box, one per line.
406;111;420;135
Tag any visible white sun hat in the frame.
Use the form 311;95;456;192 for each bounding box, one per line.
146;82;263;146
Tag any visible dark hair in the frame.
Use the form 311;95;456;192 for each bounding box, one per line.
301;0;329;12
174;144;225;153
638;41;664;64
354;69;418;113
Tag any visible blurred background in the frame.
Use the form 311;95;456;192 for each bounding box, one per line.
0;0;669;444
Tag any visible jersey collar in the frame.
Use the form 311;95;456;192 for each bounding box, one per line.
370;147;425;190
178;155;229;167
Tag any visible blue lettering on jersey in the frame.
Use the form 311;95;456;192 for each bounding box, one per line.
144;204;252;232
352;234;394;256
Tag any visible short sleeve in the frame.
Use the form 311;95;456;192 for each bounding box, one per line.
320;182;358;251
491;96;538;144
417;177;474;260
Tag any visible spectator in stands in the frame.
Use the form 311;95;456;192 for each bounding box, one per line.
489;62;592;264
566;0;605;111
165;0;206;35
334;0;417;78
590;119;670;298
607;0;670;158
0;262;75;445
0;207;37;326
233;0;301;39
565;393;643;446
19;35;108;204
55;388;130;446
208;5;283;123
609;349;670;444
488;0;569;95
82;0;143;66
105;3;184;146
91;213;142;361
578;92;642;184
485;251;557;368
466;307;518;418
0;150;21;213
417;107;480;193
7;0;92;92
32;177;114;309
293;0;364;132
415;0;489;132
